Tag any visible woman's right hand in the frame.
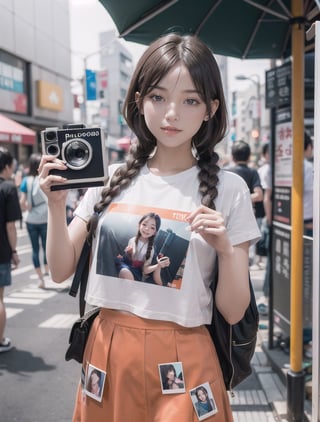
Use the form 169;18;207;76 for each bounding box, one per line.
38;155;69;202
157;256;170;268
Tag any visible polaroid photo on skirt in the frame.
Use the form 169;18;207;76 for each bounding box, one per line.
85;363;106;402
189;382;218;421
158;361;185;394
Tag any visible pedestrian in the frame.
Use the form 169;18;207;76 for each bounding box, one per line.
20;153;49;288
38;33;260;421
228;140;263;268
0;147;22;352
255;143;271;265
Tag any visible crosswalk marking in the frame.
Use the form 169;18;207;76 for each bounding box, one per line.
39;314;79;328
11;264;34;276
6;308;24;318
7;227;75;328
9;291;57;299
4;297;43;305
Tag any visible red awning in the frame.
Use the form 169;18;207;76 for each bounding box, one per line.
0;114;36;145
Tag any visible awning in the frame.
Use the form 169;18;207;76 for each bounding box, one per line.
0;114;36;145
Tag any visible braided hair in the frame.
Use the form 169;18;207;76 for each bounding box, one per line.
87;33;228;241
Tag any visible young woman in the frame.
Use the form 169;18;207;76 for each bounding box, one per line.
39;33;260;421
20;153;49;288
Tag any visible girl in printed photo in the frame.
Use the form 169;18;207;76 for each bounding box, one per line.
115;212;170;282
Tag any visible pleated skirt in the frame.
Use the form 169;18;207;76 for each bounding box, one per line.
72;308;233;422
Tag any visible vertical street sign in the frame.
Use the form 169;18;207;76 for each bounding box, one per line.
85;69;97;101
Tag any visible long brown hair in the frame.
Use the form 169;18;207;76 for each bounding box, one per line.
87;33;228;241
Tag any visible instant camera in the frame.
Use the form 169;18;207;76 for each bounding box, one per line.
41;123;108;190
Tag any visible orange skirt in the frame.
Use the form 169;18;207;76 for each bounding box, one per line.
72;309;233;422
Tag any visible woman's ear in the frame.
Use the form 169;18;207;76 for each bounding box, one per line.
135;92;143;114
205;99;220;121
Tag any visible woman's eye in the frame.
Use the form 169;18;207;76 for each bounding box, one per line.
185;98;199;105
151;94;163;102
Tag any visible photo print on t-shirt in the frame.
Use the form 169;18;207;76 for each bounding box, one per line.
96;203;190;288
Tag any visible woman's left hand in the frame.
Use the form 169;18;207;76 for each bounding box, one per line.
186;205;232;256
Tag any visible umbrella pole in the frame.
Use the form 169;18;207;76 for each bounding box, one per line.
287;0;305;420
311;21;320;422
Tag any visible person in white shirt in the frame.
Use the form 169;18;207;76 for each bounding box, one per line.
38;33;260;422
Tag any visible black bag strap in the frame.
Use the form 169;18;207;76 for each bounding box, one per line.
30;177;36;208
69;239;91;317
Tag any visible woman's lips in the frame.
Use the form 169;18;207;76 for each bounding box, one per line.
161;126;181;134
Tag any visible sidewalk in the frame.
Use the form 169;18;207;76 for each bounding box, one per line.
241;265;312;421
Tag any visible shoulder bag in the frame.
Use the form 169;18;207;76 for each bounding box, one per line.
206;261;259;392
65;239;100;363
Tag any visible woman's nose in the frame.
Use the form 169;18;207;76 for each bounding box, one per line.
165;103;179;121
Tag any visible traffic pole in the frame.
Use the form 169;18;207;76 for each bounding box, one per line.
287;1;305;419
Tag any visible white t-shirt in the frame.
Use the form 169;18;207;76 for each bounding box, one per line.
75;163;261;327
258;162;270;190
21;175;48;224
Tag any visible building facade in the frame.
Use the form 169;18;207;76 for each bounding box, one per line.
99;30;134;139
230;82;270;163
0;0;73;163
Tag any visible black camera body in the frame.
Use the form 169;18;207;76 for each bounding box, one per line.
41;124;108;190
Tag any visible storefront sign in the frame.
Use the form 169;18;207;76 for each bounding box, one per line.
265;62;291;109
37;80;63;111
0;50;28;114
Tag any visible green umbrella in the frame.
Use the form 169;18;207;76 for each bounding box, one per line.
98;0;319;59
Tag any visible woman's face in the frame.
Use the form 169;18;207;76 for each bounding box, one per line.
197;389;207;402
140;64;217;152
139;217;157;239
90;372;100;395
167;369;175;381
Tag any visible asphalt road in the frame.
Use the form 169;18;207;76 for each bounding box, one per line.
1;224;80;422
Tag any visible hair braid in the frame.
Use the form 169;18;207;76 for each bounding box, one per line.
86;141;154;243
145;237;154;261
197;151;220;210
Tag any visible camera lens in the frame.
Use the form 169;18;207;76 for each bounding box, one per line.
45;131;57;142
47;144;59;156
62;138;92;170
